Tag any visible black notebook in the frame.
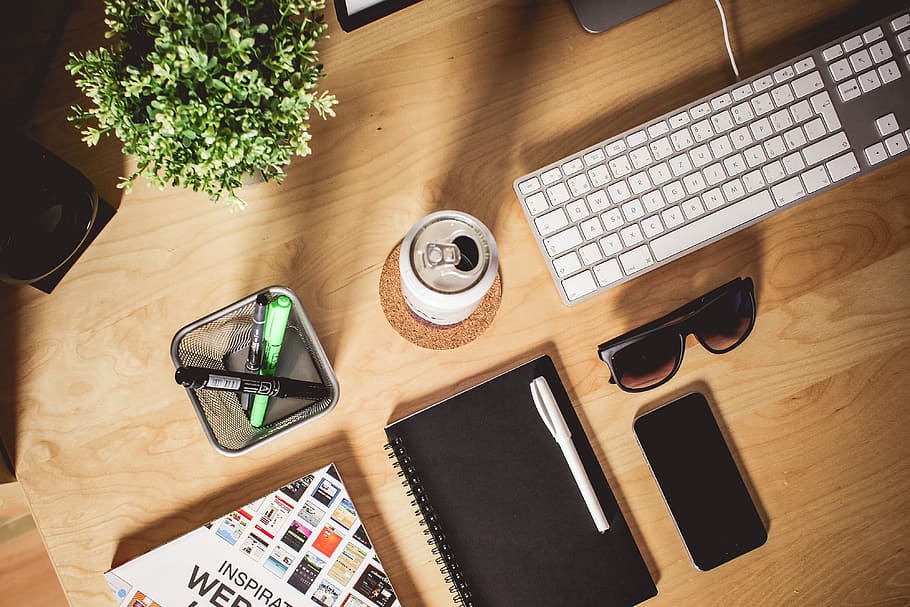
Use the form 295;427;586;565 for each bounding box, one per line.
384;355;657;607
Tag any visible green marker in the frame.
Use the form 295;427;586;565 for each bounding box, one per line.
250;295;292;427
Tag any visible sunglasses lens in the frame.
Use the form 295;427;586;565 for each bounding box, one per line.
697;287;754;352
612;330;681;390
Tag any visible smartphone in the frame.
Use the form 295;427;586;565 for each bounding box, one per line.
634;392;767;571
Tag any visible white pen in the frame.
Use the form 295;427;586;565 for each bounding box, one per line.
530;376;610;532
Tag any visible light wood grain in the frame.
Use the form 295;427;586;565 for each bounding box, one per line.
2;0;910;606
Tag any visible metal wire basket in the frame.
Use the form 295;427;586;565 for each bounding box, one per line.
170;286;339;455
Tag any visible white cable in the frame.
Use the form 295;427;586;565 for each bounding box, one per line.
714;0;740;80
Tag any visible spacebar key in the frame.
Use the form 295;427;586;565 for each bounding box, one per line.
650;190;775;261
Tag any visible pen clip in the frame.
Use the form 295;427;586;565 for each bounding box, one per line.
530;377;558;440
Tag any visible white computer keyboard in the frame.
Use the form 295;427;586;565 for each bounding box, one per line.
513;9;910;305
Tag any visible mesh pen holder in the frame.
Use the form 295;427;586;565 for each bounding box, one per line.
170;286;339;456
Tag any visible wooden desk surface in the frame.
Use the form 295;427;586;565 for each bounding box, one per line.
2;0;909;605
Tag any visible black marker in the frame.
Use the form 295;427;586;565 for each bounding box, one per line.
175;366;329;400
246;293;269;372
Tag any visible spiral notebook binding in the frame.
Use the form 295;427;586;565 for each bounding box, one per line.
385;439;473;607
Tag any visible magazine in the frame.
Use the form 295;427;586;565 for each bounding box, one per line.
106;464;400;607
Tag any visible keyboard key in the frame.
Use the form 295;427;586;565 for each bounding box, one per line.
858;70;882;92
742;169;765;193
546;182;571;205
751;93;775;115
869;40;893;63
588;164;610;187
689;144;712;167
593;259;623;286
536;208;569;236
669;153;693;177
773;66;795;82
583;149;606;166
630;147;654;170
627;130;648;147
567;173;592;196
711;93;733;110
790;100;814;123
525;192;549;215
602;208;624;230
554;252;582;277
753;75;775;92
641;215;665;237
704;163;726;185
878;61;901;84
771;84;795;107
629;171;651;195
661;206;685;228
891;14;910;32
683;170;707;194
562;270;597;301
663;181;686;204
730;127;753;150
599;233;623;256
792;71;825;97
649;137;674;161
650;191;775;261
518;177;541;195
541;167;562;185
648;162;673;185
580;217;604;240
809;92;841;131
609;155;633;177
647;121;670;138
723;153;747;176
702;188;724;210
899;30;910;52
826;152;860;181
711;110;734;133
579;242;603;265
864;142;887;165
669;112;690;128
691;120;714;142
804;117;827;141
863;26;884;43
849;49;873;72
710;135;734;158
770;109;794;132
744;144;767;168
605;140;627;156
689;102;711;119
837;78;861;101
802;165;831;193
566;199;590;221
721;178;745;201
619;245;655;274
762;160;786;183
803;131;851;165
544;226;583;256
642;190;666;212
731;102;755;124
885;133;909;156
586;189;610;212
682;197;705;220
842;35;863;53
771;176;807;206
875;113;899;136
562;158;584;175
607;180;632;204
621;199;645;222
732;83;753;101
764;135;787;159
829;58;852;81
670;128;695;151
783;152;806;175
620;224;644;247
784;127;808;150
795;57;816;73
822;45;843;61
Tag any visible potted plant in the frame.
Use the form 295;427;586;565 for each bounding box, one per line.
67;0;337;208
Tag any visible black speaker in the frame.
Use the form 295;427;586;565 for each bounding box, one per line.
0;131;98;287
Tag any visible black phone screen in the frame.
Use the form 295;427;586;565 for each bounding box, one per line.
634;392;767;570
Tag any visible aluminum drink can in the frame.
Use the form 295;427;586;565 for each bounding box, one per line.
399;210;499;326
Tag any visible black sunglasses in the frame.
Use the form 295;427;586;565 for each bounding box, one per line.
597;277;756;392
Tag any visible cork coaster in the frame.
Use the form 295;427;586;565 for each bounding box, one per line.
379;243;502;350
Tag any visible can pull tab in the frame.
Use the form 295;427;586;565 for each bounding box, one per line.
424;242;462;268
